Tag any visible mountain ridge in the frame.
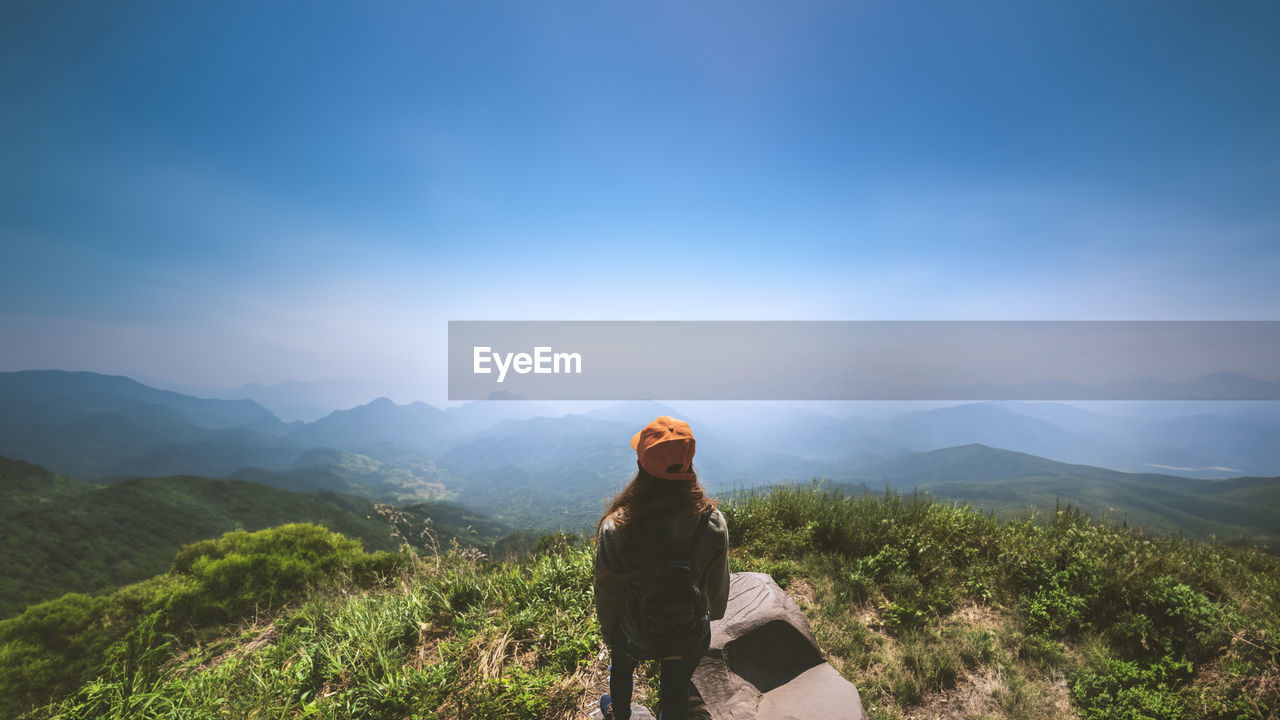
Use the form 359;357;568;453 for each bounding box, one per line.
838;443;1280;545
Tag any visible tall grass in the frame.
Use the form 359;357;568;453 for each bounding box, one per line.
19;536;610;720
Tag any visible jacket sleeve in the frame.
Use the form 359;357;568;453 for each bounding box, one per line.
703;510;731;621
593;525;625;646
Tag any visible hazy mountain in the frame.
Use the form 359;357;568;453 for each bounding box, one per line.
0;371;288;478
666;402;834;429
848;442;1096;486
992;402;1137;437
582;401;689;426
929;372;1280;400
214;379;391;422
1124;414;1280;476
290;397;564;450
288;397;450;450
741;414;901;464
434;411;875;527
437;415;638;527
0;370;274;429
996;401;1280;477
5;372;1280;535
438;400;562;435
876;402;1111;465
1099;372;1280;400
929;378;1099;400
839;444;1280;545
231;413;308;437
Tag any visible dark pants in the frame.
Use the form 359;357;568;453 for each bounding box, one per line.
608;634;711;720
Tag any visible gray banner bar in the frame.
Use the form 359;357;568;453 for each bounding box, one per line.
447;321;1280;401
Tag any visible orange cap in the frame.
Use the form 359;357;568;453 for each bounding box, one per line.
630;416;696;480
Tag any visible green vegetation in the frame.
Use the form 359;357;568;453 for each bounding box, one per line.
727;483;1280;719
1;525;609;720
0;457;510;618
0;524;406;716
2;483;1277;719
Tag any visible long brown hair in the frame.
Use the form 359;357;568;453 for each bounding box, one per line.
596;461;717;546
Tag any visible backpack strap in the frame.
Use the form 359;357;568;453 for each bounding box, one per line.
682;510;713;563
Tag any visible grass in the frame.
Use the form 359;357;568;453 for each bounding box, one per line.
3;531;634;720
3;482;1278;719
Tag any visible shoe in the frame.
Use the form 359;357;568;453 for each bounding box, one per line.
600;694;614;720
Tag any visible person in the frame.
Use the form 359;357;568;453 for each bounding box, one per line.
594;416;730;720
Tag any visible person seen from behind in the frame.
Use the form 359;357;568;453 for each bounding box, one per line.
594;416;730;720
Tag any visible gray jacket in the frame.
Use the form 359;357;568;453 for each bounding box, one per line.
593;508;730;649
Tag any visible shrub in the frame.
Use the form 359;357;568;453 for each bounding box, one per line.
1070;656;1194;720
0;524;404;717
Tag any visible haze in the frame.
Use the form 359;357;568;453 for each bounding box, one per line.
2;0;1278;403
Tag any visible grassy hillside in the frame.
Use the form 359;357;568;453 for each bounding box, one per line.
3;484;1276;720
842;444;1280;547
0;457;510;618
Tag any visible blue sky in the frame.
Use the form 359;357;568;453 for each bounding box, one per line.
1;0;1278;401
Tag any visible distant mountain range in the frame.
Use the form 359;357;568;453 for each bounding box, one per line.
205;379;402;423
3;368;1279;533
4;369;1279;618
926;371;1280;400
834;444;1280;546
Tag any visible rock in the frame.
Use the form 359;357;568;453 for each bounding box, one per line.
692;572;863;720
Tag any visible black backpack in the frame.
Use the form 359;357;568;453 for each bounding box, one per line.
628;512;712;659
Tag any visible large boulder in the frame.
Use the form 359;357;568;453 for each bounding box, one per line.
692;572;863;720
